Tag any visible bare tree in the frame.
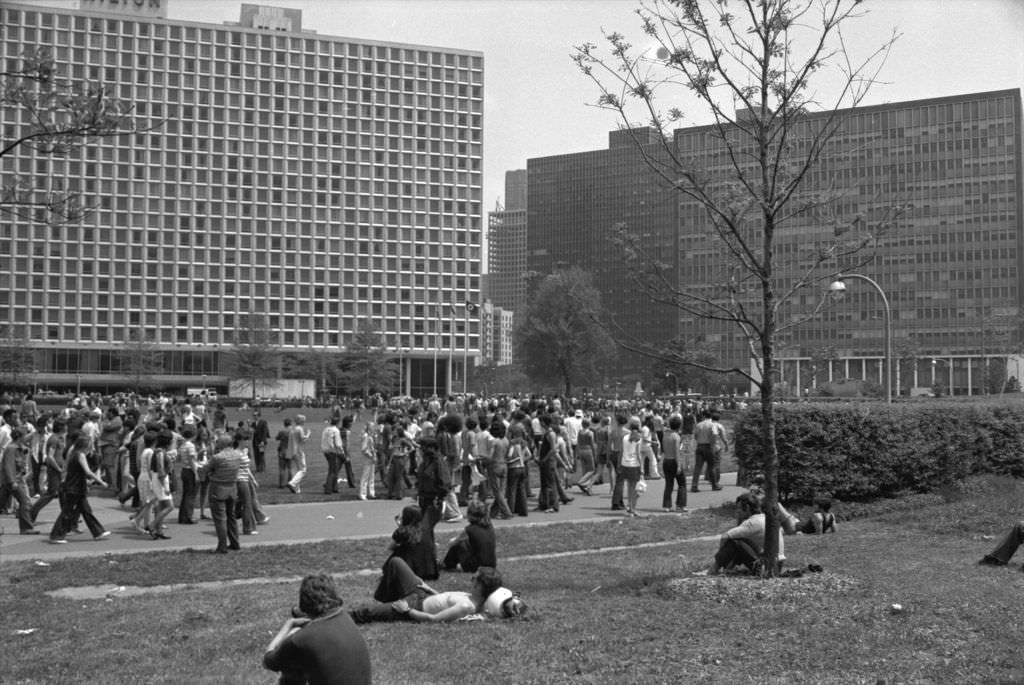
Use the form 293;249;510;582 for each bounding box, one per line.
574;0;903;573
227;315;281;401
1;47;140;224
0;325;35;391
118;332;164;394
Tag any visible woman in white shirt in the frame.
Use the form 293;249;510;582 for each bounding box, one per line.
620;421;644;516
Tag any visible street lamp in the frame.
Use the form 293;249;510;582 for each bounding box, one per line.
829;273;892;404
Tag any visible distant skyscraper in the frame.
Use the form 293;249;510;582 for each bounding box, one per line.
486;169;528;311
0;1;484;396
527;90;1024;395
527;129;680;373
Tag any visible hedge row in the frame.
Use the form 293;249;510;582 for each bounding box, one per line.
733;400;1024;502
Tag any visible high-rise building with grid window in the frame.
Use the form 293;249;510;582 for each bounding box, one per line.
0;1;484;397
526;90;1023;396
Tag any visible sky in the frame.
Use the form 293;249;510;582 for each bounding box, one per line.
40;0;1024;211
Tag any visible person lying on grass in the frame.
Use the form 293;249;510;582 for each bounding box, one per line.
710;492;785;575
263;573;372;685
349;558;525;624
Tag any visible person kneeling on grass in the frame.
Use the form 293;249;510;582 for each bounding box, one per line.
263;573;372;685
350;558;525;624
710;492;785;575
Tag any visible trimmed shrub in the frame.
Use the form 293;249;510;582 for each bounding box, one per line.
734;400;1024;502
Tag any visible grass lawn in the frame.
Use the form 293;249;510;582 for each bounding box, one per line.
4;475;1024;683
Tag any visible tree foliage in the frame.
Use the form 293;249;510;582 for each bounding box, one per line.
226;315;281;401
653;337;722;395
513;268;617;396
1;47;139;225
574;0;901;573
283;348;344;398
337;323;398;397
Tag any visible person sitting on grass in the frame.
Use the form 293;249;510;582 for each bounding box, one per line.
797;496;837;535
350;559;524;624
263;573;372;685
979;520;1024;567
745;472;800;534
709;492;785;575
442;500;497;573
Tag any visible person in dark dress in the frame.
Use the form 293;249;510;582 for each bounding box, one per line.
382;504;438;586
263;574;372;685
442;500;497;572
49;433;110;543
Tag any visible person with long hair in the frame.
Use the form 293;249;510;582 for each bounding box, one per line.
443;500;497;573
49;433;110;543
379;505;439;595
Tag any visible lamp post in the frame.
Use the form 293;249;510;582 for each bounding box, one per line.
829;273;892;404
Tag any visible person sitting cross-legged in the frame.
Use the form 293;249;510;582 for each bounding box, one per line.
710;492;785;575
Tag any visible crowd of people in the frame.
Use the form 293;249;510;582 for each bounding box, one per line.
0;389;743;551
0;391;272;550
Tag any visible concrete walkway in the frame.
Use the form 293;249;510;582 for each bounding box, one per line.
0;475;741;564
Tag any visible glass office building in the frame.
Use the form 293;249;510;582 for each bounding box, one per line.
0;1;484;396
526;90;1023;395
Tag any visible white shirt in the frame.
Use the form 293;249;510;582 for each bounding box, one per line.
321;424;343;452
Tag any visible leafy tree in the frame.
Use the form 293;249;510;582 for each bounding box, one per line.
338;323;398;397
0;325;35;391
283;347;344;399
117;332;163;394
654;337;722;395
227;315;281;401
1;47;138;224
513;268;617;396
807;345;840;390
574;0;902;573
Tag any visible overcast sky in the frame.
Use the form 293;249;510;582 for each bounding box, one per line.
46;0;1024;209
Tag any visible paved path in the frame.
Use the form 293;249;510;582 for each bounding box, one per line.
0;475;742;564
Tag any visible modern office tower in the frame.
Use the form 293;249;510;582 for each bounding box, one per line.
526;128;681;376
486;169;528;312
527;90;1023;396
479;300;514;367
0;1;484;397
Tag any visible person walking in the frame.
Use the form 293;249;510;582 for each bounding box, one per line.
48;433;111;543
286;414;310;494
692;410;728;492
660;415;688;513
1;428;42;535
321;416;344;495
